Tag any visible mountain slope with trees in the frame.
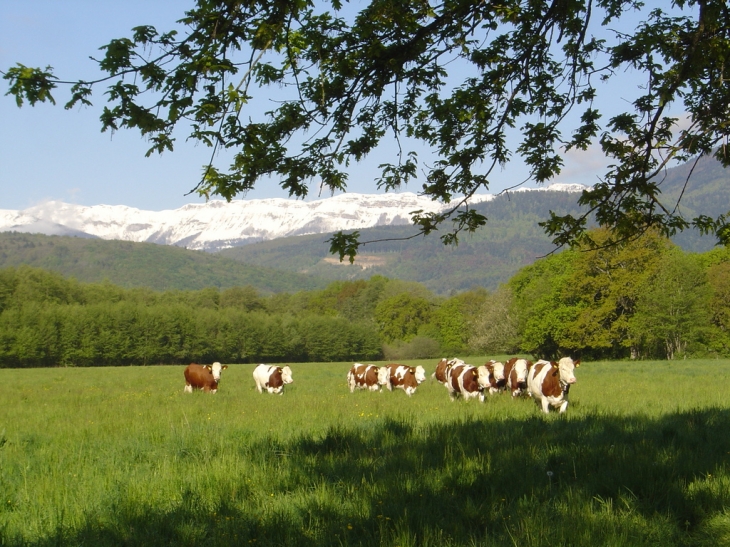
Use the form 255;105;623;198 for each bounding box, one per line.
220;162;729;293
2;150;728;296
220;190;579;293
0;233;326;293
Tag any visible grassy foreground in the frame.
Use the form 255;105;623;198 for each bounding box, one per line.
1;358;730;546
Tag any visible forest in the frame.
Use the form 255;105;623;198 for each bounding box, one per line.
1;227;729;368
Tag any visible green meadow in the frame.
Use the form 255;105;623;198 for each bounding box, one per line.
1;359;730;546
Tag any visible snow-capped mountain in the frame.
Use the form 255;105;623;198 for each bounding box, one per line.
0;184;587;252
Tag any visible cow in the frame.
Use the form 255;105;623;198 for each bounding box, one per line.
447;363;492;402
527;357;579;413
482;360;506;395
184;362;228;393
385;364;427;396
347;363;390;392
432;357;464;386
253;364;293;395
503;357;533;397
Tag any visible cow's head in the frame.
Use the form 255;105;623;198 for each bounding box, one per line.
557;357;577;385
512;359;529;382
207;362;228;381
280;366;293;384
377;366;390;386
414;365;426;384
475;365;492;389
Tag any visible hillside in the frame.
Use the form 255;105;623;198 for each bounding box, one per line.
0;233;326;293
219;191;585;292
219;158;729;293
1;155;726;294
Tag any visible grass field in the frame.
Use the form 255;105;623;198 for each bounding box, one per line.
1;358;730;546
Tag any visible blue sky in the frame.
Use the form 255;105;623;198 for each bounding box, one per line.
0;1;674;212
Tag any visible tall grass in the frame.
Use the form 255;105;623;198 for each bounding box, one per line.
1;358;729;546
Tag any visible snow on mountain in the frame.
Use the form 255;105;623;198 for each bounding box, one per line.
0;184;587;251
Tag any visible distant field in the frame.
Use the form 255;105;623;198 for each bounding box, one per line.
1;358;729;546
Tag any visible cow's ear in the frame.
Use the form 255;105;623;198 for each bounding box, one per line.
410;367;415;373
277;367;283;373
205;365;212;371
222;365;228;370
575;360;581;367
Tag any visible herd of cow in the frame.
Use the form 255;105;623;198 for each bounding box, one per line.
183;356;580;414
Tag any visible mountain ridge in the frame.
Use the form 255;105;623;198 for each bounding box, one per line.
0;155;726;293
0;184;586;251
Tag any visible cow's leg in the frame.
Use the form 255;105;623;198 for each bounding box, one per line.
540;398;551;414
184;384;193;393
558;400;569;413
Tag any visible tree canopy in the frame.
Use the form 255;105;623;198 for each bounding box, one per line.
4;0;730;259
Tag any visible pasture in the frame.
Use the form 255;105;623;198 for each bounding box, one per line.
1;358;730;546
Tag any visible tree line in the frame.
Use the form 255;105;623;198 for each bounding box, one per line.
1;229;730;367
474;228;730;360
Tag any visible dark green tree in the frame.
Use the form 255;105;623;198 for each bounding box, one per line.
471;285;520;354
706;260;730;353
374;292;433;343
631;251;712;359
508;251;579;358
5;1;730;258
559;227;672;358
430;297;469;353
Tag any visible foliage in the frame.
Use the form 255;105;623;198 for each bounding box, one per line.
631;251;713;359
559;228;673;358
0;267;385;366
4;1;730;257
706;260;730;353
509;251;579;358
429;296;470;353
471;284;520;354
4;227;730;365
507;227;724;360
374;292;434;343
382;335;441;361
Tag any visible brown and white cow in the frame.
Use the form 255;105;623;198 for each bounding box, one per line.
432;357;465;386
253;364;293;395
503;357;533;397
347;363;390;392
482;360;506;395
527;357;579;413
447;363;492;402
484;359;506;393
385;364;427;396
184;362;228;393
